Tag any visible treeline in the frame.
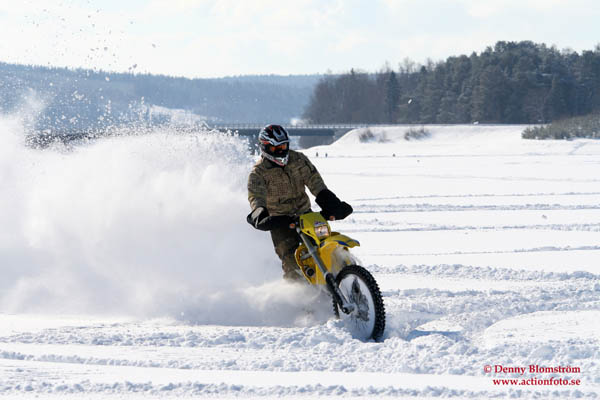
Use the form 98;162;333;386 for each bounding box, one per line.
0;62;320;132
303;41;600;124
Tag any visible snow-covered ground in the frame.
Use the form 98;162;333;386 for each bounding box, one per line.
1;122;599;398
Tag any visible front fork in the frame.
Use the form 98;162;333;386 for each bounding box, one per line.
297;228;355;314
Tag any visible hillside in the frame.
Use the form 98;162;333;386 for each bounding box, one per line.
0;62;321;131
304;41;600;125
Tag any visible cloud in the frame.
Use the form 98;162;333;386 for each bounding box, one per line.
460;0;573;18
463;1;508;18
332;32;370;53
2;0;599;77
145;0;210;16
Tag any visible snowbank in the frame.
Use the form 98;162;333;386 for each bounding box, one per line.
308;124;600;157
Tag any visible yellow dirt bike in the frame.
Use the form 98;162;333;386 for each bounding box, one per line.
292;212;385;341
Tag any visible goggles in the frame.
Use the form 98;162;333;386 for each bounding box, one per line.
266;143;288;153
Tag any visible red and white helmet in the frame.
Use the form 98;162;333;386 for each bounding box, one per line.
258;124;290;166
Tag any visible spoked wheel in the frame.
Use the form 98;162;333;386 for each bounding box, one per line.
333;265;385;341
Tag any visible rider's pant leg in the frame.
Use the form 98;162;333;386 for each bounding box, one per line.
270;226;302;280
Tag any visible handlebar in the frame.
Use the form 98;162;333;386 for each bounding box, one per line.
287;212;336;230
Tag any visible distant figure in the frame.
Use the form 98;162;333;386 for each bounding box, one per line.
325;153;328;158
316;152;319;157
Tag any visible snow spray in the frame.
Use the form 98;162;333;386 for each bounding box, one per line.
0;115;328;326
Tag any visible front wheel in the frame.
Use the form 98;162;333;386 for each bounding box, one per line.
333;265;385;341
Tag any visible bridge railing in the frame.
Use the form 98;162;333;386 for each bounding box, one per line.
210;123;374;130
210;123;377;137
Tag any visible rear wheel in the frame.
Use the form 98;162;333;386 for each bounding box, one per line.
333;265;385;341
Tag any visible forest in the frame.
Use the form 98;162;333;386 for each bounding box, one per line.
303;41;600;125
3;40;600;135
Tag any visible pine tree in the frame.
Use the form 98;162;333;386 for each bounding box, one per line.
385;71;400;123
544;75;569;120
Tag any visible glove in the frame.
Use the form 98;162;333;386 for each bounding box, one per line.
247;207;294;231
315;189;353;220
262;215;295;230
322;201;352;220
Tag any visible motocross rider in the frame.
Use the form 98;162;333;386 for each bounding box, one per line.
247;124;353;281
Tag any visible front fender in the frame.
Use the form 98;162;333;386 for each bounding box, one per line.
320;232;360;249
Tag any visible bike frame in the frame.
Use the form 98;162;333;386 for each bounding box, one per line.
296;227;355;314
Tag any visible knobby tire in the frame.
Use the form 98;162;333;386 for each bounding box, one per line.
332;265;386;341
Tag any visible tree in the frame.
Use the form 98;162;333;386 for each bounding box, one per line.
544;75;569;120
472;65;510;122
302;41;600;125
384;71;400;123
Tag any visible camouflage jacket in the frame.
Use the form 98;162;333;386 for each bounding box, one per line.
247;150;327;216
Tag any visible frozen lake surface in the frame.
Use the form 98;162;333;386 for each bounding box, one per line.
1;123;599;398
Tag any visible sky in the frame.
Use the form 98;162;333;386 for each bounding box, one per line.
0;0;599;79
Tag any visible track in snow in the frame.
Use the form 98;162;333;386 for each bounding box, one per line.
1;124;599;398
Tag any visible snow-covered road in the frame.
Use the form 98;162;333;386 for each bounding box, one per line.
1;124;599;398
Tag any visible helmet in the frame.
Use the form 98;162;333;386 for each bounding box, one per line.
258;124;290;166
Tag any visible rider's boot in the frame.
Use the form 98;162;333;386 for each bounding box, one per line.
282;254;304;282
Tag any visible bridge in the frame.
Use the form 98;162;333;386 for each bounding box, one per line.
25;123;379;148
209;124;373;137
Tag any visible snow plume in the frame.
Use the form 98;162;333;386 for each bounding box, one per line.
0;116;325;326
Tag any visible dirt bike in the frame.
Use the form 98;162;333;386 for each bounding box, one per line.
291;212;385;341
